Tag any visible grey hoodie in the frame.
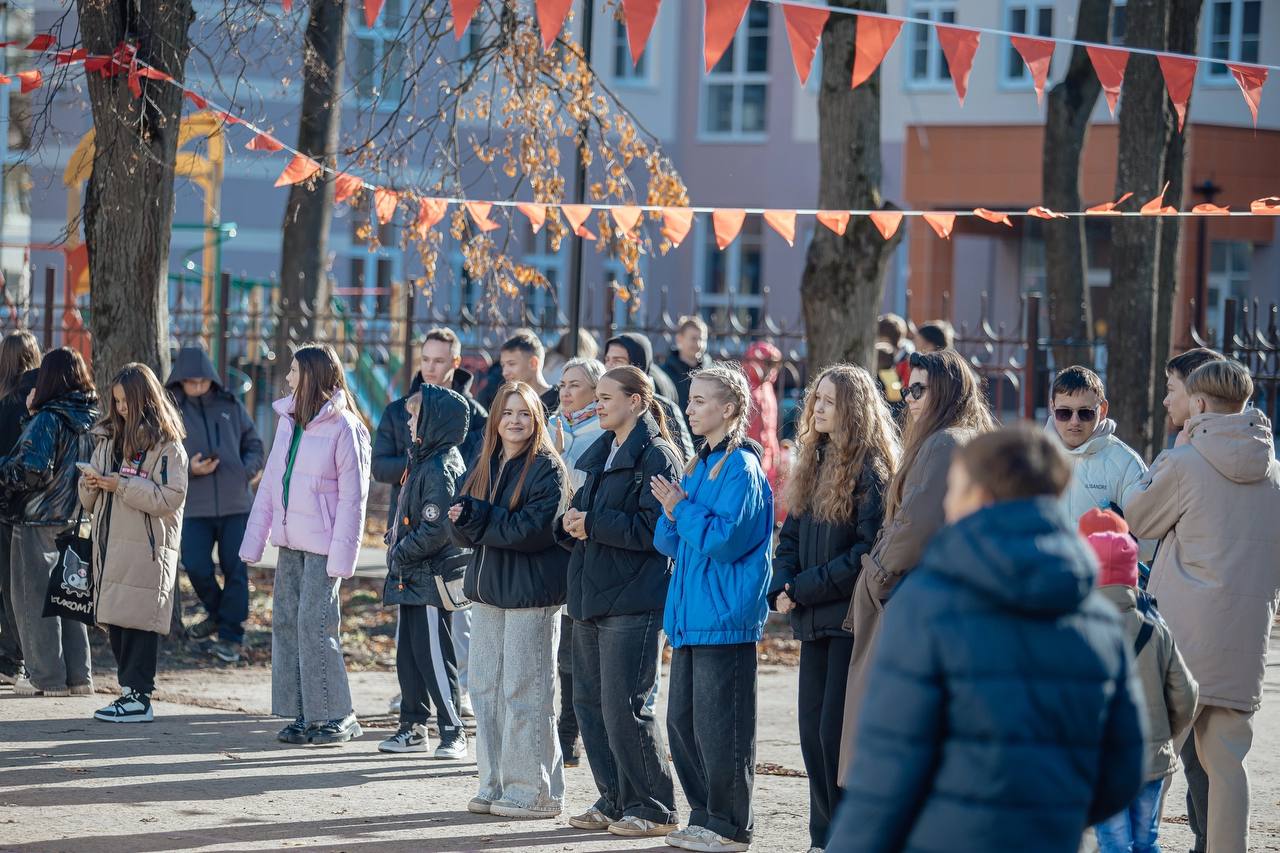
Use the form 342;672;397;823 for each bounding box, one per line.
165;347;266;518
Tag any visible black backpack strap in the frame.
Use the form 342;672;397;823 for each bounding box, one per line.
1133;591;1160;656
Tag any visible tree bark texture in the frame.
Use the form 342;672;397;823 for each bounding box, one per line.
1151;0;1203;448
276;0;347;359
1106;0;1174;460
800;1;902;372
78;0;195;391
1041;0;1113;371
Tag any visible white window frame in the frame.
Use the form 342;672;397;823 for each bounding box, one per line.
609;13;654;89
521;225;567;327
999;1;1054;90
346;211;404;320
446;249;486;348
904;0;957;92
603;257;649;330
1202;0;1262;85
693;217;766;331
353;0;407;112
1206;240;1252;336
698;3;771;142
1111;0;1128;46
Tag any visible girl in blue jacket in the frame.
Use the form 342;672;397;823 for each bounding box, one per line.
651;363;773;853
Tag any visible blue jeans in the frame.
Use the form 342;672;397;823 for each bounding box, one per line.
181;514;250;643
1096;777;1166;853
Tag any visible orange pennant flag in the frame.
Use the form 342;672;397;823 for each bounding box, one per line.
562;203;597;239
1158;55;1197;133
25;34;55;52
364;0;384;28
246;133;284;152
704;0;751;72
1085;192;1133;214
517;203;547;233
465;201;501;232
974;208;1013;227
283;0;292;11
374;188;399;225
1028;206;1068;220
183;90;208;109
622;0;662;65
763;210;797;246
334;173;363;204
782;4;828;87
1140;182;1177;215
1251;197;1280;215
1010;36;1054;104
662;208;694;247
451;0;481;40
611;205;643;234
816;210;850;236
414;198;449;238
1229;63;1267;127
923;213;956;240
1192;203;1230;215
1087;46;1129;117
936;26;979;106
0;75;11;85
852;16;902;89
274;154;321;188
869;211;904;241
712;209;746;250
17;70;42;93
537;0;575;50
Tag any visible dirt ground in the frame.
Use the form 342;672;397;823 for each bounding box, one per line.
3;572;1279;851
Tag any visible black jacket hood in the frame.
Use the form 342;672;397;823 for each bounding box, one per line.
413;384;470;461
41;389;99;433
165;347;222;392
609;333;654;373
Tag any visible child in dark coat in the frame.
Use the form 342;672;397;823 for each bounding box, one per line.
380;385;472;759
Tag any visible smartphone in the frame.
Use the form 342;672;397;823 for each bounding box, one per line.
75;462;98;476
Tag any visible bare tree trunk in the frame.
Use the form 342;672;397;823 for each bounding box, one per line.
800;1;902;371
1107;0;1173;460
1042;0;1113;370
78;0;195;390
276;0;346;358
1151;0;1203;449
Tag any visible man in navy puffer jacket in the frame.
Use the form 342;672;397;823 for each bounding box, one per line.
830;425;1146;853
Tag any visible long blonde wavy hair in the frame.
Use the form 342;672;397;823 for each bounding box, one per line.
786;365;900;523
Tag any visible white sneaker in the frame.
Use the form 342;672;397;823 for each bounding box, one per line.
489;800;562;819
666;825;749;852
94;691;154;723
14;675;69;697
459;691;475;718
433;729;468;760
609;815;680;837
568;806;614;831
467;796;493;814
378;723;428;753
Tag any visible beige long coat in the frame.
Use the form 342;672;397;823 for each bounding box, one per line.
79;432;188;635
1125;410;1280;713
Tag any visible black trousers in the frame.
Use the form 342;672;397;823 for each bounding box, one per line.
557;612;579;752
108;625;160;696
667;643;757;844
1183;735;1210;853
397;604;463;732
0;523;22;671
798;635;854;848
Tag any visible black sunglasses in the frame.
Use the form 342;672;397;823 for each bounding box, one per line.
1054;407;1098;423
905;382;928;401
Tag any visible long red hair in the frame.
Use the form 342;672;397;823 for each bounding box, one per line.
461;381;565;510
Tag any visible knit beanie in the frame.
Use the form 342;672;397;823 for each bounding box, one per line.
1088;531;1139;588
1078;507;1129;538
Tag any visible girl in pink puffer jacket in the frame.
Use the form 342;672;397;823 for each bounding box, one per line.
240;344;371;747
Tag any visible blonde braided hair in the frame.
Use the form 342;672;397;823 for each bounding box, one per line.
686;362;753;480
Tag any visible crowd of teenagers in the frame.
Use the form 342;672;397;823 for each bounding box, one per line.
1;313;1278;853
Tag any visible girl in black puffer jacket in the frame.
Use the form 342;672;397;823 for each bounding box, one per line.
557;366;684;837
380;384;473;759
449;381;569;820
769;365;897;852
0;347;100;697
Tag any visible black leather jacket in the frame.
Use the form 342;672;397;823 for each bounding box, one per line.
0;390;99;526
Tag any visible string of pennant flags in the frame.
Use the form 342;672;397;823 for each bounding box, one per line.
2;30;1277;257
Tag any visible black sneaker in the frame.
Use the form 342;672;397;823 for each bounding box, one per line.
187;618;217;640
562;739;581;768
308;713;362;746
94;691;154;723
210;641;241;664
277;716;310;744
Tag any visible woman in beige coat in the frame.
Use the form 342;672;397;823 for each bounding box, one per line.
838;350;994;785
80;363;188;724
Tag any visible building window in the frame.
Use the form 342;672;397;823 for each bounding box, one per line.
604;259;648;330
612;18;651;84
907;1;956;86
348;213;401;318
355;0;407;108
697;217;764;330
700;3;770;138
1003;2;1054;84
1207;241;1251;336
1207;0;1261;78
1111;0;1128;44
522;225;566;327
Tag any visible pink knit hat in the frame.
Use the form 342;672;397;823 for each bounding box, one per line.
1088;531;1139;588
